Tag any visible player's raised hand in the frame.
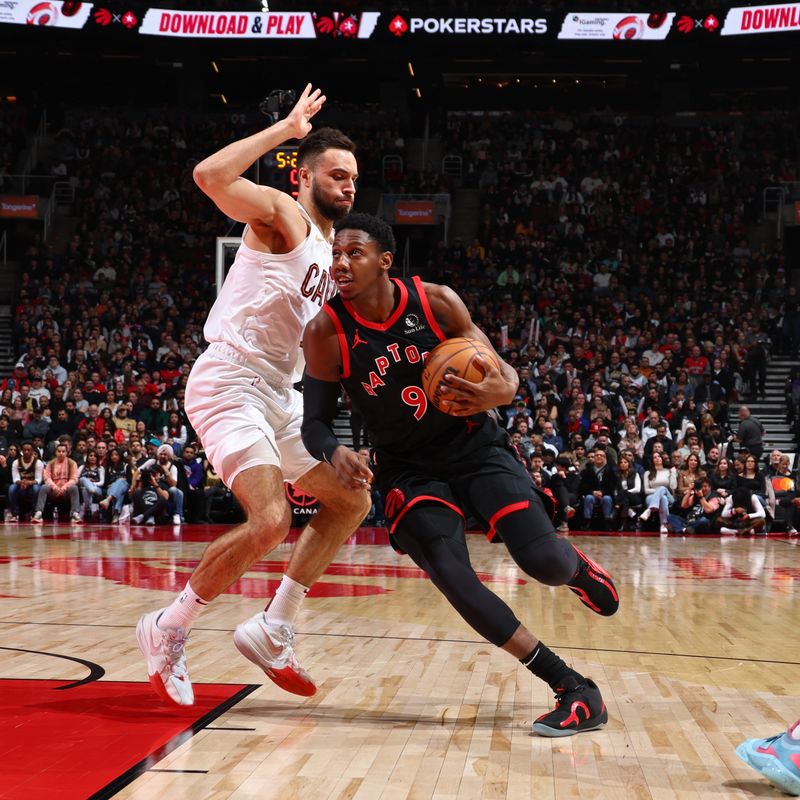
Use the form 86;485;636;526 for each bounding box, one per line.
285;83;326;139
438;355;510;416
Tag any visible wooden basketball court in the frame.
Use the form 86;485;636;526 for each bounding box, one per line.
1;522;798;799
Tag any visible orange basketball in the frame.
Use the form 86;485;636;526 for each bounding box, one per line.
421;337;501;414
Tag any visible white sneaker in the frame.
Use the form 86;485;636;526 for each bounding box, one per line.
136;609;194;706
31;511;43;524
119;505;131;524
639;508;651;522
172;514;181;525
132;514;144;524
71;512;83;523
720;526;737;536
233;613;317;697
660;524;668;535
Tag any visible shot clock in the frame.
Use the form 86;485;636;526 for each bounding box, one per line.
261;148;299;197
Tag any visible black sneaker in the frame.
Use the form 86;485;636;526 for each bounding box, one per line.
566;546;619;616
532;677;608;737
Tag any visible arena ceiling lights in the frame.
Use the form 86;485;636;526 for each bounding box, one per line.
2;1;799;40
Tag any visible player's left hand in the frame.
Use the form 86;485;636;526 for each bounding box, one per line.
330;445;373;491
438;355;511;416
285;83;326;140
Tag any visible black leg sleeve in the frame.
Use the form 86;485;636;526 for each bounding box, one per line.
392;504;521;648
493;495;579;586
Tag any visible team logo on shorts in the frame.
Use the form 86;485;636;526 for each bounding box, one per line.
384;487;406;519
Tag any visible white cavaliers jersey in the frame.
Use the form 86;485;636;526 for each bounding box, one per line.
203;202;336;384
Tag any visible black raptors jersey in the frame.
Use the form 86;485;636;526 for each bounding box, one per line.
323;276;494;458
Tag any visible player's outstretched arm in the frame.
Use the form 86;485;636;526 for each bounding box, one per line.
301;312;373;489
193;83;325;229
424;282;519;415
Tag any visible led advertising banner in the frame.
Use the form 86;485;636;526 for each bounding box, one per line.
385;15;548;37
0;0;93;28
0;196;39;218
3;3;800;40
721;2;800;34
394;200;436;224
138;9;380;38
558;12;676;40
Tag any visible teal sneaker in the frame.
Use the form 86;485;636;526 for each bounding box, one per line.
736;721;800;796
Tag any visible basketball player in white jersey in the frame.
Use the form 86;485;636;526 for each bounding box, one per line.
137;84;371;706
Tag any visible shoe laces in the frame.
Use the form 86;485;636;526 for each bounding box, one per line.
262;620;301;670
553;681;586;706
161;628;189;677
270;622;295;647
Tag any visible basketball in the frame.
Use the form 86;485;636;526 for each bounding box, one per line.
421;337;500;414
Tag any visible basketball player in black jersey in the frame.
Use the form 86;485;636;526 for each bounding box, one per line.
301;213;619;737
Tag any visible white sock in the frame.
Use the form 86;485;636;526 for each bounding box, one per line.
789;720;800;740
158;582;209;632
263;575;309;628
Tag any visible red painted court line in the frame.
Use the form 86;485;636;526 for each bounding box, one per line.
0;679;254;800
32;524;799;544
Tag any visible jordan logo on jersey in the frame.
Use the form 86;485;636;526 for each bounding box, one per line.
352;329;368;348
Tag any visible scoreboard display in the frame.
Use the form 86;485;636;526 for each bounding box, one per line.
262;148;299;198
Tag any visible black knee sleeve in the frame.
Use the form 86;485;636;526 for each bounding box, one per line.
496;509;579;586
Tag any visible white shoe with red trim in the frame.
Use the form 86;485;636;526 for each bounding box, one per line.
234;612;316;696
136;608;194;706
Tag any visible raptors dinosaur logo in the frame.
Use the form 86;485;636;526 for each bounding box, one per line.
285;483;318;508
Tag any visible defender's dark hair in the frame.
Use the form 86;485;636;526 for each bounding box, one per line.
335;212;396;256
297;127;356;168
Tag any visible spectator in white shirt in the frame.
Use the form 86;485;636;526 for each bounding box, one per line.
45;355;68;385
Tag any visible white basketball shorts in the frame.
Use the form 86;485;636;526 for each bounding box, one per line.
185;343;319;488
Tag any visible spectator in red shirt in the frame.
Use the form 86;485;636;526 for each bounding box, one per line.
159;356;182;385
77;404;104;437
2;364;30;395
684;345;710;383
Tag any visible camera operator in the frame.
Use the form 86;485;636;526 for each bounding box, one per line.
138;443;184;525
680;478;721;534
132;464;170;525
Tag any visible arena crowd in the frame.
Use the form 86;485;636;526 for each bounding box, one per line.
2;105;798;533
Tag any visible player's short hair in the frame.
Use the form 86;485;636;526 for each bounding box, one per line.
297;127;356;168
335;212;396;255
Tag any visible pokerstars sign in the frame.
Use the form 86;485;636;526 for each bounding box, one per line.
387;15;548;36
